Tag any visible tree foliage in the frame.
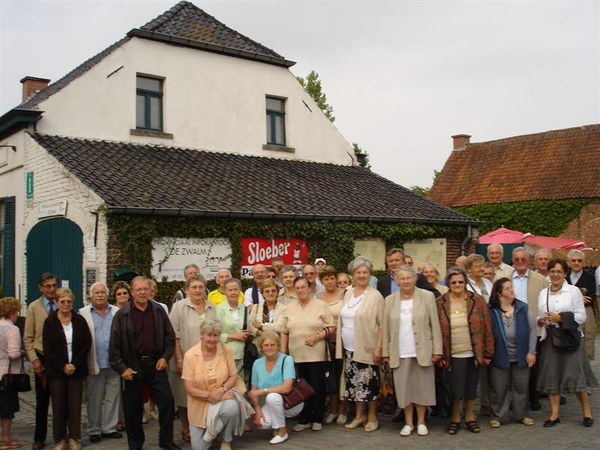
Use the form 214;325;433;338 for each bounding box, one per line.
297;71;335;122
353;143;371;170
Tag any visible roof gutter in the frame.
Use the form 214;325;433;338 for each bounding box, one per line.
106;206;482;226
127;29;296;68
0;108;43;141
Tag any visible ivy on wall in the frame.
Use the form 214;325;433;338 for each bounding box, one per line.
107;214;467;301
456;199;589;236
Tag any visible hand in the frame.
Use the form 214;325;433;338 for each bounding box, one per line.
121;368;137;381
253;408;265;428
437;359;449;369
247;389;261;403
373;346;382;364
232;330;250;342
583;295;592;305
63;364;75;376
32;359;45;375
526;353;536;368
252;321;262;330
207;387;226;404
305;334;321;347
176;359;183;374
483;358;491;366
156;358;168;371
382;357;390;365
431;354;442;364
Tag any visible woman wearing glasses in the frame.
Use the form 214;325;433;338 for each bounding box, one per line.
43;288;92;450
436;267;494;435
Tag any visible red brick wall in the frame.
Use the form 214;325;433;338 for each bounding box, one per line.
560;201;600;249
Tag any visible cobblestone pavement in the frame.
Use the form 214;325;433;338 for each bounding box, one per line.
10;336;600;450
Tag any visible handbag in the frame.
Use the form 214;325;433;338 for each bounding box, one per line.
281;356;315;409
0;358;32;392
545;290;580;352
378;361;397;416
323;328;338;395
243;308;259;371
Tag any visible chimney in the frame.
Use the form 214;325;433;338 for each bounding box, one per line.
451;134;471;151
20;76;51;102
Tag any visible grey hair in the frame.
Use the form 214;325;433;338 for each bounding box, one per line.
256;330;281;349
224;278;242;289
465;253;485;270
487;243;504;254
89;282;108;296
567;249;585;260
534;248;552;260
422;263;440;277
280;265;298;277
511;246;529;258
184;263;200;274
347;256;373;274
393;264;417;280
200;319;223;336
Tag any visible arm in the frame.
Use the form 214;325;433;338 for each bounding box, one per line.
429;297;443;362
6;326;22;360
23;303;41;371
158;306;175;368
109;310;134;377
570;287;587;325
382;299;391;358
248;303;261;336
525;308;536;368
71;318;92;372
479;296;494;362
373;294;384;363
280;333;289;354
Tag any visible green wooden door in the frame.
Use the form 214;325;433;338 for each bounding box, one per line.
26;218;84;309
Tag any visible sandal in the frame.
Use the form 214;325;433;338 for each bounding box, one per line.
447;422;460;435
466;420;481;433
0;440;23;449
364;421;379;432
182;429;191;443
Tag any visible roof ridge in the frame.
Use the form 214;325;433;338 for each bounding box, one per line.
467;123;600;147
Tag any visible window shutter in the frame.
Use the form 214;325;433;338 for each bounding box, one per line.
2;197;15;297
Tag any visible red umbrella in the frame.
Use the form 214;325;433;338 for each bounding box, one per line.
478;227;531;244
524;235;587;250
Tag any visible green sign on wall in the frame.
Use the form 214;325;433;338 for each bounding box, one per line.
26;171;33;199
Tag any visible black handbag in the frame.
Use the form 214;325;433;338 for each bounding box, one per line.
243;308;259;371
545;290;580;352
323;328;338;395
0;358;32;392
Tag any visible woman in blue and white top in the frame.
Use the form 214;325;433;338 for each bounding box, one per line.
247;331;303;445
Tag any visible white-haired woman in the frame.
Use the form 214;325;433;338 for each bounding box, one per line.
336;256;384;432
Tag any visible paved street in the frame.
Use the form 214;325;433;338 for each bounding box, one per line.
10;336;600;449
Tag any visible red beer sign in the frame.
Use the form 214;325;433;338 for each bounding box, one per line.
240;238;309;278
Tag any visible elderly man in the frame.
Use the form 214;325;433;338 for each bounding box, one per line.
487;243;514;280
24;273;58;450
376;248;440;298
208;268;243;306
510;247;548;411
455;255;467;268
566;249;597;361
172;263;200;305
80;282;122;443
534;248;552;279
243;264;268;308
110;276;179;450
302;264;325;296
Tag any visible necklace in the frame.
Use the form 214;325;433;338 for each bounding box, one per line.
450;298;465;315
346;293;365;309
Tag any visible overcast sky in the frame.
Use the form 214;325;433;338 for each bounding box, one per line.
1;1;598;188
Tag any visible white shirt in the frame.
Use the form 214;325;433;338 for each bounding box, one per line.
399;299;416;358
340;293;365;352
467;277;493;303
537;281;586;341
62;322;73;363
595;266;600;296
243;287;264;307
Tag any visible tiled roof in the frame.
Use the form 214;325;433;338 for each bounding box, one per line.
14;1;292;112
428;124;600;207
132;1;294;67
30;133;476;225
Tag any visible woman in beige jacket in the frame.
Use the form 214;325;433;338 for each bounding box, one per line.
383;265;442;437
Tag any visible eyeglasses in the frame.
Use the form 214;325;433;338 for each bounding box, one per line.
450;281;465;285
41;283;57;289
570;259;583;263
58;299;73;304
514;258;528;262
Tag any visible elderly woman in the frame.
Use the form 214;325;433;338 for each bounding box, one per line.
43;288;92;450
0;297;23;450
316;265;346;424
182;319;247;450
465;254;493;302
281;277;335;432
277;266;298;306
169;274;217;443
336;256;384;433
422;263;448;295
488;278;537;428
536;258;597;428
248;331;304;445
111;281;131;308
383;265;442;437
337;273;352;290
437;267;494;435
216;278;249;376
249;278;286;337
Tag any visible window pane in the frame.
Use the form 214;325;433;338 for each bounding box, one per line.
136;95;146;128
150;97;161;130
266;97;284;111
266;114;273;143
274;115;284;145
137;76;161;92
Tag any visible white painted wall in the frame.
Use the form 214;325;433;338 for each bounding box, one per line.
35;37;355;165
22;134;108;302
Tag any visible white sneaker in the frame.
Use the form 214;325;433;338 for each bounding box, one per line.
336;414;347;425
324;413;338;424
311;423;323;431
417;424;429;436
400;425;414;437
292;423;311;432
269;433;289;445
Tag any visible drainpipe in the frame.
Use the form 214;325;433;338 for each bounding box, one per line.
460;224;472;255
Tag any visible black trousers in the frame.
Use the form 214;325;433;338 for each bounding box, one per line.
296;361;326;424
122;359;175;450
34;351;51;443
529;337;542;406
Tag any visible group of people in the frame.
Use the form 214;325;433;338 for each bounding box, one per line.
0;244;597;450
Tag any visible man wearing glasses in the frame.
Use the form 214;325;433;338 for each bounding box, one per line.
24;272;59;450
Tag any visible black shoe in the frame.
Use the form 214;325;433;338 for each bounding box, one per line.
543;418;561;428
583;417;594;427
102;432;123;439
392;411;405;423
530;402;542;411
560;396;567;405
160;445;181;450
89;435;101;443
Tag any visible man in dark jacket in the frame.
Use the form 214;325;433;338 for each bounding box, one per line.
377;248;441;299
109;276;179;450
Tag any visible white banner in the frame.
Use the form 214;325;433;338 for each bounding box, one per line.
151;237;232;281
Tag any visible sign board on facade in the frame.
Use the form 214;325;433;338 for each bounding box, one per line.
404;238;447;276
38;200;68;219
151;237;232;281
240;238;308;278
26;171;34;199
353;238;386;271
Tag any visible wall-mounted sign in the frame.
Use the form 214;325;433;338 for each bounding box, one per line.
26;171;34;199
38;199;67;219
151;237;232;281
240;238;308;278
